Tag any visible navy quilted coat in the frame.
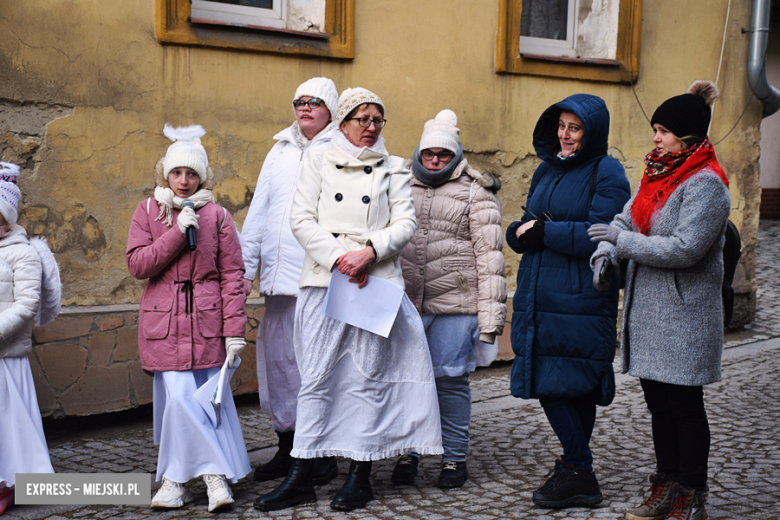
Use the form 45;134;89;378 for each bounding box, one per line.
506;94;631;406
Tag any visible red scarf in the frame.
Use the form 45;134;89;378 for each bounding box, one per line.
632;140;729;235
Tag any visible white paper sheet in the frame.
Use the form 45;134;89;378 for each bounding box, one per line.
194;357;241;428
322;269;404;338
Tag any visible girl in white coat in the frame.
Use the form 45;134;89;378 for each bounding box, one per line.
241;77;339;486
0;162;55;515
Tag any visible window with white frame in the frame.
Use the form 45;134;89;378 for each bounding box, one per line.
519;0;621;60
191;0;327;35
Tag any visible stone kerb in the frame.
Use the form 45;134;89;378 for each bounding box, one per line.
30;304;264;418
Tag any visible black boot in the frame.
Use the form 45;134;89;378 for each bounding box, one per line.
532;460;602;509
253;458;316;512
253;430;294;482
312;457;338;486
330;460;373;511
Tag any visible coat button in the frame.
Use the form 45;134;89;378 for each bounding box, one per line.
186;363;190;368
427;192;432;198
362;196;370;204
419;269;424;275
364;166;372;174
213;303;216;307
335;193;343;201
154;305;157;309
423;229;428;235
377;159;384;166
336;164;344;169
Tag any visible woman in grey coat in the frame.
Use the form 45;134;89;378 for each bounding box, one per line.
589;81;730;520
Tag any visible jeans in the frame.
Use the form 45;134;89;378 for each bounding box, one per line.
539;390;599;472
640;379;710;490
435;374;471;462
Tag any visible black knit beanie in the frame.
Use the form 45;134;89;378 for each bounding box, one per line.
650;81;719;144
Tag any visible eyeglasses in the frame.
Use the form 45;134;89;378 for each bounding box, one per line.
421;150;455;162
346;117;387;129
292;98;325;110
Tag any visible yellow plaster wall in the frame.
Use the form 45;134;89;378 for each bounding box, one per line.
0;0;761;307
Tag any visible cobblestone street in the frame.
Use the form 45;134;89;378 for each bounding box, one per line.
6;222;780;520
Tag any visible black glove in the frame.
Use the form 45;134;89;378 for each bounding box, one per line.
522;220;545;251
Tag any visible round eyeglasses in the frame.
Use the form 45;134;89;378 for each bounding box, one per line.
346;117;387;129
293;98;325;110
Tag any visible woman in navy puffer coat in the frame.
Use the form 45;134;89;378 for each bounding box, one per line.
506;94;630;509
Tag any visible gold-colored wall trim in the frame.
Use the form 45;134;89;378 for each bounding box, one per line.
155;0;355;59
496;0;642;83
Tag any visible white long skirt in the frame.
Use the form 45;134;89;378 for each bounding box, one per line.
291;287;443;461
153;369;251;483
0;356;54;487
255;295;300;432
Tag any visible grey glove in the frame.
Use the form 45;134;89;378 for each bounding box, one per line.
592;257;614;291
588;223;620;245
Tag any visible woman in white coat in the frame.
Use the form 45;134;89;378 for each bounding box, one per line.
0;162;55;515
241;77;339;486
253;88;443;513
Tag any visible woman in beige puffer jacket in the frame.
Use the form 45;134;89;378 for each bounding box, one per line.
394;110;507;489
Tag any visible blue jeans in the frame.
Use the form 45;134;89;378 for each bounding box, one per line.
539;390;599;472
435;374;471;462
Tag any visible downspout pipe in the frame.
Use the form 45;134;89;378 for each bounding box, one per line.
748;0;780;117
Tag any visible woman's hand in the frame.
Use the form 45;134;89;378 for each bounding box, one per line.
515;219;537;238
242;278;252;295
336;247;376;288
588;223;621;245
177;207;199;235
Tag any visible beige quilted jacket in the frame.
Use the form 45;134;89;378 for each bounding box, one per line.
400;159;507;339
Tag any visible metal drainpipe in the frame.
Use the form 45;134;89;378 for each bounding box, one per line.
748;0;780;117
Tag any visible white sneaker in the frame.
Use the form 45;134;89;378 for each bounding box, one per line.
151;477;194;509
202;474;234;512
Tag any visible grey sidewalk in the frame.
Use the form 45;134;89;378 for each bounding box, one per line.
6;221;780;520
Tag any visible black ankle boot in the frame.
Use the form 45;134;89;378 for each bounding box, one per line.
330;460;373;511
253;430;294;482
253;458;316;512
312;456;338;486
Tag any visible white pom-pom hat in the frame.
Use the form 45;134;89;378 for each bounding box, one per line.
293;77;339;121
336;87;385;127
162;124;209;182
0;162;21;226
419;109;460;154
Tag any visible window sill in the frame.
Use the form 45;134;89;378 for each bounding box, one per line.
156;0;354;59
190;18;330;40
520;54;623;67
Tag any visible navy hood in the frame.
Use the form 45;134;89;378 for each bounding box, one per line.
533;94;610;171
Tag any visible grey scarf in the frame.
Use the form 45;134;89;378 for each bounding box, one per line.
411;144;464;187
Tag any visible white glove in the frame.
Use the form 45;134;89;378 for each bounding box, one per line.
177;207;200;235
225;337;245;369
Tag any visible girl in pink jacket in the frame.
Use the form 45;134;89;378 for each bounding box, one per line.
126;125;250;512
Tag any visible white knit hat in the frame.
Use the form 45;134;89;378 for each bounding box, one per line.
0;162;21;226
336;87;385;126
293;77;339;121
162;124;209;182
419;110;460;154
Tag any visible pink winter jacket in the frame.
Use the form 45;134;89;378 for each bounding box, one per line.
400;160;507;337
127;199;247;372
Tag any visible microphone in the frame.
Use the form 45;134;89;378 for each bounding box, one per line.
181;199;197;251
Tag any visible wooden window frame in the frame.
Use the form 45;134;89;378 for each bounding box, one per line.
496;0;642;83
156;0;354;59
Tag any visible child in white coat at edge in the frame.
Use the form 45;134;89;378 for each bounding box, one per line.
126;125;250;512
0;162;55;516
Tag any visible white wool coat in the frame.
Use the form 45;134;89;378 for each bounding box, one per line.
290;140;416;288
0;228;42;358
242;125;334;296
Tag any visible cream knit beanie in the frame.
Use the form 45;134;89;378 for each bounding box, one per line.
162;124;209;182
419;110;460;154
293;77;339;121
336;87;385;126
0;162;21;226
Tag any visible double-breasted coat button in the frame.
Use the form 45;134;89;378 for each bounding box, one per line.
377;159;384;166
362;196;370;204
364;166;372;174
335;193;343;201
336;164;344;169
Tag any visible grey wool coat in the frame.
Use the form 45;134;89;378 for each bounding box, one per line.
592;168;731;386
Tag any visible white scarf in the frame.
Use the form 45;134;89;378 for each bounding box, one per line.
291;121;337;151
333;129;388;158
154;187;214;227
